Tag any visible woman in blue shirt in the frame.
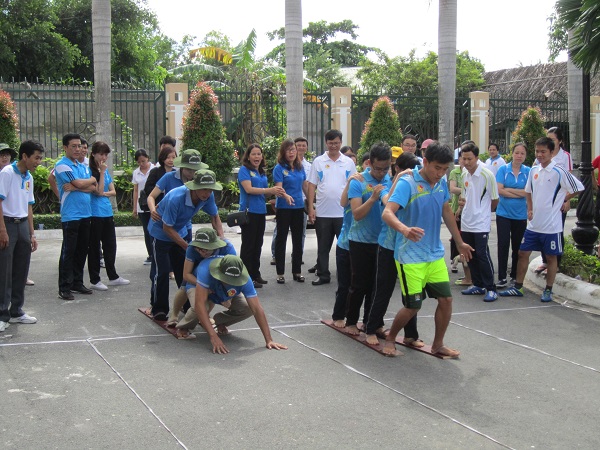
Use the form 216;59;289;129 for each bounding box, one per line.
495;143;531;287
238;144;284;289
88;142;129;291
273;139;308;284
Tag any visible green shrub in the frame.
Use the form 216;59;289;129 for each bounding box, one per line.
358;96;403;162
510;107;546;167
0;89;19;149
560;238;600;285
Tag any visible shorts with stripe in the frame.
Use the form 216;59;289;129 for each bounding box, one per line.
519;229;563;255
395;258;452;309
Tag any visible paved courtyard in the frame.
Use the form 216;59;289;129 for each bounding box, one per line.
2;216;599;449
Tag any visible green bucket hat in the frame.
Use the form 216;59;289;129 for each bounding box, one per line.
189;227;227;250
184;169;223;191
0;143;17;160
173;149;208;170
209;255;249;286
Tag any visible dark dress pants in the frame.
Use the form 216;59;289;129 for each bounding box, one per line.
0;220;31;322
59;218;91;292
496;215;527;281
345;240;377;327
462;231;495;291
315;217;343;281
150;238;186;316
275;208;304;275
240;212;266;280
88;216;119;284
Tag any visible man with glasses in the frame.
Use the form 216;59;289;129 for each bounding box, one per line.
343;142;391;335
54;133;98;300
307;129;356;285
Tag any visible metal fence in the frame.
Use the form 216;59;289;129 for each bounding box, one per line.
0;81;166;165
351;93;471;150
488;98;569;153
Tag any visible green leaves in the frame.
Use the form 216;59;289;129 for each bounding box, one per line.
557;0;600;73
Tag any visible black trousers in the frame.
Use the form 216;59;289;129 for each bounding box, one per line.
138;212;153;259
462;231;495;291
496;215;527;281
332;245;351;321
88;216;119;284
345;240;377;327
275;208;304;275
240;212;266;280
365;246;418;339
59;218;91;292
314;217;343;281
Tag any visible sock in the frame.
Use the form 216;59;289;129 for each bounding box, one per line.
514;282;523;289
545;285;553;291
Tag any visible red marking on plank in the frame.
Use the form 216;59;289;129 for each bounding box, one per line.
138;307;181;339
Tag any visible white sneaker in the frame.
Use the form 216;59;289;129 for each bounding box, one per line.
90;281;108;291
0;321;10;331
9;314;37;324
108;277;130;286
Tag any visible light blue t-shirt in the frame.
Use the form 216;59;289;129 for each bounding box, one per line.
91;169;113;218
389;168;450;264
347;170;389;244
238;166;268;214
336;204;353;251
149;186;218;242
184;240;236;290
377;178;396;250
195;257;257;304
156;169;184;195
495;163;530;221
54;156;92;221
273;163;306;209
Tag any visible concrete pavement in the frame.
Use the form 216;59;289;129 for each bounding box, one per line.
2;216;600;449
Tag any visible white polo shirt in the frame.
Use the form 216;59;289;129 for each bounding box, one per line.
485;155;506;177
525;160;583;233
0;162;35;218
301;158;312;201
553;148;573;171
307;152;356;218
461;161;498;233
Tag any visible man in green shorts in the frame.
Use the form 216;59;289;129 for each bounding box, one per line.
381;142;473;358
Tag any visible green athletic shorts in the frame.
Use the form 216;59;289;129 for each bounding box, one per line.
395;258;452;309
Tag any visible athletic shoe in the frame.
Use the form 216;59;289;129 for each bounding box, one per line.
25;278;35;286
461;286;486;295
108;277;130;286
499;286;524;297
90;281;108;291
9;314;37;324
0;321;10;331
143;257;152;265
99;258;105;268
496;279;508;288
541;289;553;302
58;290;75;300
483;291;498;302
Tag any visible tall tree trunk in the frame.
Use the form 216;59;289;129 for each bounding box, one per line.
285;0;303;139
567;30;583;164
438;0;457;148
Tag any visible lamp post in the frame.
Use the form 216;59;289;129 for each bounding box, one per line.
571;72;599;254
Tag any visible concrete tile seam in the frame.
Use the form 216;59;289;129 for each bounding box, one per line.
273;328;516;450
450;321;600;374
86;339;189;450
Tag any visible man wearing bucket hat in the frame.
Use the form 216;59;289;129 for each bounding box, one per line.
0;144;17;170
147;169;224;321
168;227;235;335
192;255;287;353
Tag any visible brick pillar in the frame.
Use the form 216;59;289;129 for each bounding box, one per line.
331;87;352;148
165;83;188;152
469;91;489;151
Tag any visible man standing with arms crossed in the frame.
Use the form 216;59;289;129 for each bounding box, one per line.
306;130;356;286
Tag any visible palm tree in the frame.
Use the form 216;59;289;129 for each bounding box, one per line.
285;0;303;139
92;0;112;156
437;0;457;148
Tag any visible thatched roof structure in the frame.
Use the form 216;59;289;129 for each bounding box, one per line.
483;62;600;99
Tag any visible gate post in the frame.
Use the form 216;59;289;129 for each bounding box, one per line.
165;83;188;154
469;91;489;151
591;96;600;160
331;87;352;148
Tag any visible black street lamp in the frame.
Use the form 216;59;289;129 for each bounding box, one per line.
571;72;599;254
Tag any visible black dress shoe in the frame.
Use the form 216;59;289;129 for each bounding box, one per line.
308;265;318;274
58;290;74;300
256;277;268;285
311;278;330;286
253;280;263;289
72;285;93;294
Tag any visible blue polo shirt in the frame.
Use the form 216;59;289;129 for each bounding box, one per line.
347;170;389;244
91;169;113;218
195;257;258;304
184;239;236;290
389;168;449;264
273;163;306;209
336;204;353;251
148;186;218;242
54;156;92;221
156;169;184;194
495;163;530;220
238;166;267;214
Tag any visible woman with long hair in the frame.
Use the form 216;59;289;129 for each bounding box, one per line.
273;139;307;284
495;143;530;287
238;143;284;288
88;141;129;290
143;145;176;203
132;148;155;265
